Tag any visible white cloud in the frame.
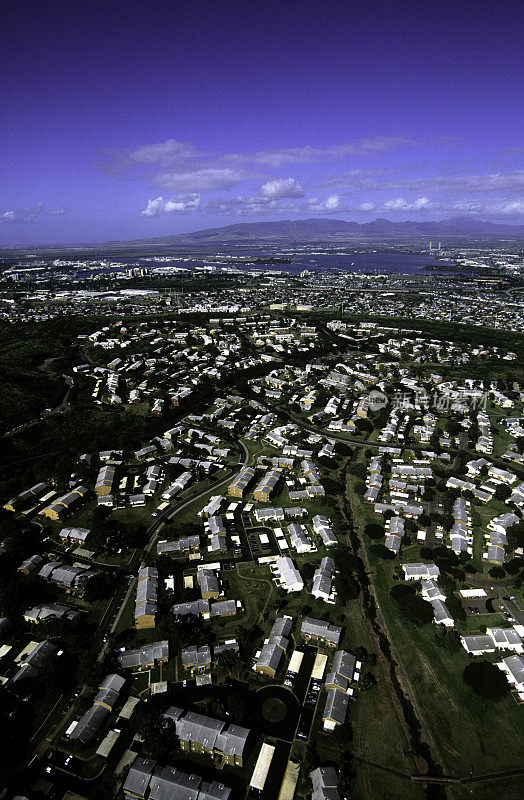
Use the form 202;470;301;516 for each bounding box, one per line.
99;135;423;189
306;194;342;212
130;139;195;165
388;170;524;194
496;200;524;215
141;194;202;216
141;197;165;217
449;198;524;217
260;178;304;199
248;137;420;167
383;197;433;211
325;195;340;210
118;138;524;223
151;189;524;222
154;168;245;192
205;195;303;215
2;211;23;223
321;169;524;202
164;194;201;213
204;179;306;215
1;203;68;223
46;207;67;216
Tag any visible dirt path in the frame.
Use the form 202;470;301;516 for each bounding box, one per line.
236;565;274;622
38;356;62;372
416;649;460;715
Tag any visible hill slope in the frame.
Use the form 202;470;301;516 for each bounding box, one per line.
125;216;524;245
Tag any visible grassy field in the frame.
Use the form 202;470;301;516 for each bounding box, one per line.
375;578;524;793
348;473;524;797
261;697;287;722
310;685;426;800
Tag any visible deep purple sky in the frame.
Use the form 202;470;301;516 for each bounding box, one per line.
1;0;523;245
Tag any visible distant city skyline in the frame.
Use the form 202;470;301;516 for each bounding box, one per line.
2;0;523;245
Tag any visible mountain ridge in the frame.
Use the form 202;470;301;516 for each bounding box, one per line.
122;216;524;246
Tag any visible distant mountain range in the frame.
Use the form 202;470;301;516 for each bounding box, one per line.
126;216;524;246
2;216;522;256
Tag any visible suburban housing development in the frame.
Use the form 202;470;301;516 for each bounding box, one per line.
0;242;523;800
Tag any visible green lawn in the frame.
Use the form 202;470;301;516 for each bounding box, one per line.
261;697;287;723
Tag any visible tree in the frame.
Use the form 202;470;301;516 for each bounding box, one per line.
40;650;76;694
335;573;359;601
370;544;396;561
494;485;511;502
365;523;384;540
357;672;377;693
462;662;509;700
331;545;361;574
76;649;105;687
52;455;75;491
215;648;239;677
134;700;173;758
238;624;263;662
443;593;466;623
82;571;114;603
348;462;367;480
331;545;361;602
390;584;434;625
505;559;521;576
488;566;506;579
435;628;461;654
301;562;315;583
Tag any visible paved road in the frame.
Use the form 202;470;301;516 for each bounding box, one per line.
264;398;466;457
144;439;250;554
465;575;524;625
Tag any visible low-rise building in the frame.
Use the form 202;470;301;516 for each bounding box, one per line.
42;486;88;520
117;641;169;671
228;467;256;498
312;557;336;603
310;767;341;800
301;617;342;648
253;469;281;502
254;616;292;677
272;557;304;592
135;566;158;629
165;707;250;767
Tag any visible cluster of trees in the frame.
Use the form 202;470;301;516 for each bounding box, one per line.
331;544;361;602
0;321;69;434
389;583;434;625
370;543;397;561
365;522;383;540
0;571;57;619
434;627;461;654
89;507;147;554
462;661;509;701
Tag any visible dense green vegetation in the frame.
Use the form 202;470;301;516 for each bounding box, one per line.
0;322;69;432
462;661;510;700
